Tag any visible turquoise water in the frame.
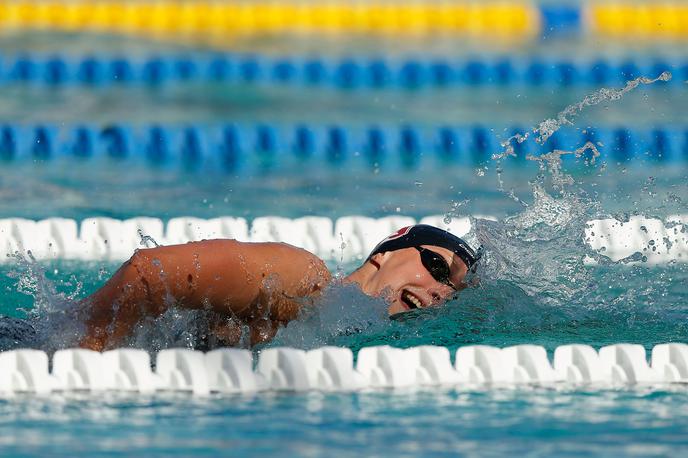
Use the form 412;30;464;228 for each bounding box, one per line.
0;158;685;221
2;389;688;457
1;31;688;457
1;158;686;456
0;78;684;126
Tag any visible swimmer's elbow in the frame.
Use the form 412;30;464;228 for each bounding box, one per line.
295;254;331;298
312;257;332;289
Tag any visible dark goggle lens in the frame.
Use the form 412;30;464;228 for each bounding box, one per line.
417;247;453;286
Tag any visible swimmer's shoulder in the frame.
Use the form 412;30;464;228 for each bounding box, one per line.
252;240;332;286
187;238;332;285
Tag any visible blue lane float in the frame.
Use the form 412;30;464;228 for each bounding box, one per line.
0;54;682;89
0;123;686;170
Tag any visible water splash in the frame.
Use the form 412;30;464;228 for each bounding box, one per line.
267;282;389;350
495;72;672;160
3;252;86;352
443;198;469;225
527;142;601;194
127;307;218;353
536;72;671;144
395;71;686;353
1;73;684;355
137;229;160;248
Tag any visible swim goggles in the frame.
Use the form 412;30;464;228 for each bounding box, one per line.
414;246;458;291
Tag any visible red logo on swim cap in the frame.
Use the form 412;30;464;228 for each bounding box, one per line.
383;226;412;242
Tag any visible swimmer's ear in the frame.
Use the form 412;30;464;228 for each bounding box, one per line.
368;252;389;270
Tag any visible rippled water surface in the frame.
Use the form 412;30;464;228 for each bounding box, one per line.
2;388;688;457
1;30;688;457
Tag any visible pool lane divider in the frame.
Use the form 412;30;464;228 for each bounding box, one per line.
1;343;687;395
2;1;688;41
0;54;681;88
0;123;686;168
0;214;686;265
0;1;540;39
589;2;688;39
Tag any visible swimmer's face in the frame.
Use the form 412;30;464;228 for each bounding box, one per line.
365;246;469;315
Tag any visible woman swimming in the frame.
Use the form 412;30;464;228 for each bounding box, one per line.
79;224;481;350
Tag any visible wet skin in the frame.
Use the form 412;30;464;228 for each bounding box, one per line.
78;240;468;351
345;245;468;315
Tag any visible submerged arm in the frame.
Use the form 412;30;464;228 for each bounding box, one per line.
78;239;331;350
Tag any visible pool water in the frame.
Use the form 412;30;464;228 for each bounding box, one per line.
2;388;688;457
2;159;686;456
1;27;688;458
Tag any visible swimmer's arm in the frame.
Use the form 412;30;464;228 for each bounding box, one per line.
79;239;331;351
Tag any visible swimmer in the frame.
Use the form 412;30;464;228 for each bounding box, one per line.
78;224;481;351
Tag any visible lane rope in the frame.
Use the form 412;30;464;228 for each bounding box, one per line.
0;54;679;88
0;1;541;39
2;2;687;42
0;123;685;168
1;343;687;395
1;214;686;264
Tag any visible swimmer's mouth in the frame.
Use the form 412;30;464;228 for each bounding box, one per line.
401;290;423;310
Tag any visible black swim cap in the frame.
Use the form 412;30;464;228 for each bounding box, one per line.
368;224;482;271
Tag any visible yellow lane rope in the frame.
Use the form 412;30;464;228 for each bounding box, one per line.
589;2;688;38
0;1;540;40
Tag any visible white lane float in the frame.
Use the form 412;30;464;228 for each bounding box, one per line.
1;343;688;396
0;214;685;264
598;344;659;384
256;347;312;391
102;349;158;393
553;344;605;383
52;349;109;391
502;345;558;383
356;345;417;388
305;346;366;391
206;348;265;393
0;349;54;394
155;349;210;395
651;343;688;382
405;345;460;386
454;345;509;383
